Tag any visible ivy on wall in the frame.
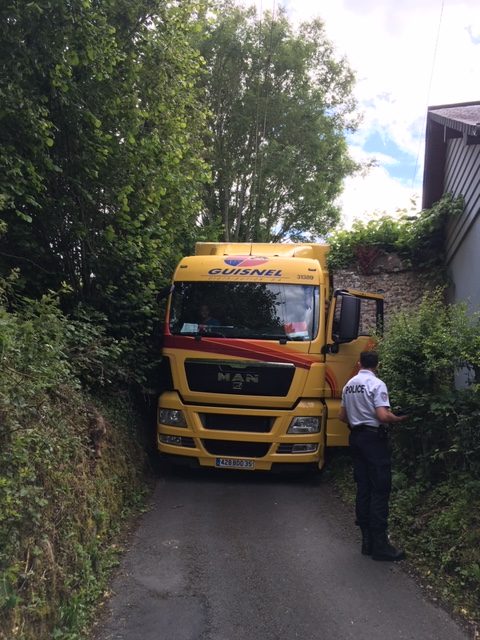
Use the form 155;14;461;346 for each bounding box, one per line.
327;194;464;274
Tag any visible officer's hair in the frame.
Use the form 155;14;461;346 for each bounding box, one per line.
360;351;379;369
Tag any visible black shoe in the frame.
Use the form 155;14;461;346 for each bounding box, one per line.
360;527;372;556
372;531;406;561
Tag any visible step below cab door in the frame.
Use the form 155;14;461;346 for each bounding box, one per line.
324;289;384;446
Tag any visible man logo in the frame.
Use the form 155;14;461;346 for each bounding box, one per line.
218;372;259;390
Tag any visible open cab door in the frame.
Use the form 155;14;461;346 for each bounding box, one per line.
324;289;384;446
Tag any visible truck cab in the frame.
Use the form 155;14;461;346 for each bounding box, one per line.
157;242;383;472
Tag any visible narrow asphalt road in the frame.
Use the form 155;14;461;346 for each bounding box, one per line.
92;467;470;640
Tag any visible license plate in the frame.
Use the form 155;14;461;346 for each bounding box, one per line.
215;457;255;470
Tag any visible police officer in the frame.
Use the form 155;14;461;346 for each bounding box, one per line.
339;351;409;561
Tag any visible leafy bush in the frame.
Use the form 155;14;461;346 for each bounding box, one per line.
64;305;131;391
378;289;480;481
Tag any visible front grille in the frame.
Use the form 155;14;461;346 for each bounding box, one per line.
185;359;295;396
201;413;272;433
201;439;271;458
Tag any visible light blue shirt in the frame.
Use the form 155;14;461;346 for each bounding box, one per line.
341;369;390;427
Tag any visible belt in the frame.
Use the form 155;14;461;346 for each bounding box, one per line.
350;424;380;433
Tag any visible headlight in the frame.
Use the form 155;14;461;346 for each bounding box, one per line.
292;443;318;453
158;408;187;427
287;416;320;434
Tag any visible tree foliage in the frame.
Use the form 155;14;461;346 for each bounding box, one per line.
198;1;358;242
0;0;210;383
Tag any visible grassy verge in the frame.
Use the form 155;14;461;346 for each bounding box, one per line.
0;290;153;640
326;450;480;631
0;387;150;640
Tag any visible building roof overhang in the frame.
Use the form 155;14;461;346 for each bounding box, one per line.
422;101;480;209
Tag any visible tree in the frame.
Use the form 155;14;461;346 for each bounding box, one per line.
198;2;359;242
0;0;210;380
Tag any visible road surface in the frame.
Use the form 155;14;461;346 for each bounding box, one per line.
92;467;470;640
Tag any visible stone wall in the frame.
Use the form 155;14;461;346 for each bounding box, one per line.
332;255;445;324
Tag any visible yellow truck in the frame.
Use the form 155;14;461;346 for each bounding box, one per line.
157;242;383;473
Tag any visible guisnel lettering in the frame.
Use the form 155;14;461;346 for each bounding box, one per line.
208;268;282;276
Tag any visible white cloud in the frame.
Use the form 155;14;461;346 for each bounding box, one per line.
283;1;480;143
235;0;480;225
338;145;420;229
338;168;419;230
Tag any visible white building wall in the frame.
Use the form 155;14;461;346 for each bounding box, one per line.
448;218;480;312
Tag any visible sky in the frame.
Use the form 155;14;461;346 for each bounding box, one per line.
236;0;480;228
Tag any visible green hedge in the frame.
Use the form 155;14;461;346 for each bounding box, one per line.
377;291;480;623
378;290;480;481
0;292;148;640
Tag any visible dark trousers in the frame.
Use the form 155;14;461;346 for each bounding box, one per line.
349;429;392;533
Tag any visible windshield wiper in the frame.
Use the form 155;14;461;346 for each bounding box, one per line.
178;330;293;342
178;330;227;339
255;333;289;343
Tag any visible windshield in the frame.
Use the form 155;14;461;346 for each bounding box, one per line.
169;282;319;341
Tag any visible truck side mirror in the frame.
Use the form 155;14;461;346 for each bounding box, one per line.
333;294;360;343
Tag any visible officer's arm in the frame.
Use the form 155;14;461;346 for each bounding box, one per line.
338;406;348;423
376;406;409;423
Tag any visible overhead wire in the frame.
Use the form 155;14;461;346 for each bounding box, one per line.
411;0;445;191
